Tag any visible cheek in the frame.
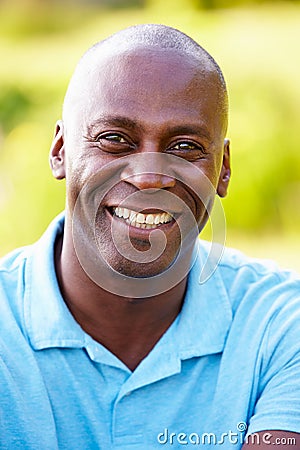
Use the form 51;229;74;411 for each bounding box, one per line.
65;157;90;211
64;143;97;201
186;178;218;230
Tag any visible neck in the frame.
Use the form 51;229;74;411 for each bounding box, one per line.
55;226;192;371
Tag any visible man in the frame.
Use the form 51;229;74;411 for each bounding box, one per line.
0;24;299;449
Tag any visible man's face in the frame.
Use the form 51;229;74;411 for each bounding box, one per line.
59;47;229;279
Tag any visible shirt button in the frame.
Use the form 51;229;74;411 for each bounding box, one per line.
124;391;132;397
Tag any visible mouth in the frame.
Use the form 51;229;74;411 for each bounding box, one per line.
109;206;174;230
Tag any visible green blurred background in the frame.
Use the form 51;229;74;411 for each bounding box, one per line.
0;0;299;271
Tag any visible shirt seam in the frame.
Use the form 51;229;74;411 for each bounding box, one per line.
0;265;23;275
217;261;284;282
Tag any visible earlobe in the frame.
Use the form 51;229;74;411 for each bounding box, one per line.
217;138;231;198
49;120;66;180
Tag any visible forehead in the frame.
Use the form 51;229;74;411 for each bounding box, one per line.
95;47;217;99
96;47;207;86
66;46;223;134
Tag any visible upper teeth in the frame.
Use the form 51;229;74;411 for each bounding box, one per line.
113;207;172;228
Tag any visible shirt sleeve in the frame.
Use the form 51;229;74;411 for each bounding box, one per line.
247;292;300;436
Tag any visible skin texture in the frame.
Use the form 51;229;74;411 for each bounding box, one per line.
49;31;299;448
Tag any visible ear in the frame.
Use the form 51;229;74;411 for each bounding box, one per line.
217;138;231;198
49;120;66;180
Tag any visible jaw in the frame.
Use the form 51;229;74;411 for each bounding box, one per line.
66;197;200;299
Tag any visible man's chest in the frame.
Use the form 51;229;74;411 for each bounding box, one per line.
18;349;252;449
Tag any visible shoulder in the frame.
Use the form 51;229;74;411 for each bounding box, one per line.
0;246;33;336
0;212;64;295
0;213;64;337
0;245;29;271
198;240;300;313
211;239;296;283
211;243;300;374
0;246;30;298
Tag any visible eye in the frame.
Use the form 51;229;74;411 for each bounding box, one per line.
96;133;127;144
166;141;206;161
94;132;134;154
173;142;197;151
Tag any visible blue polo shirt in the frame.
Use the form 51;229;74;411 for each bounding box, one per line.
0;213;300;449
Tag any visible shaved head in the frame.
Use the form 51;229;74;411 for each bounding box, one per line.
63;24;228;134
82;24;226;89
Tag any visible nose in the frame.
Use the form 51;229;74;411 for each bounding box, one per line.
121;153;176;190
123;173;176;190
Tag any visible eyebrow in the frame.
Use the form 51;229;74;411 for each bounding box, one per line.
87;115;212;141
167;125;212;142
88;115;144;134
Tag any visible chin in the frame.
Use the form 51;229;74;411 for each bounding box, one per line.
104;250;179;278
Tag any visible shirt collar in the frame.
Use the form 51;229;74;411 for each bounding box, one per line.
24;213;86;350
173;240;233;359
24;214;232;359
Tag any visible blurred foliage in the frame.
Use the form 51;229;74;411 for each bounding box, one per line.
0;86;33;133
0;0;299;268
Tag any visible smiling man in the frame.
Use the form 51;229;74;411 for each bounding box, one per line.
0;24;300;449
